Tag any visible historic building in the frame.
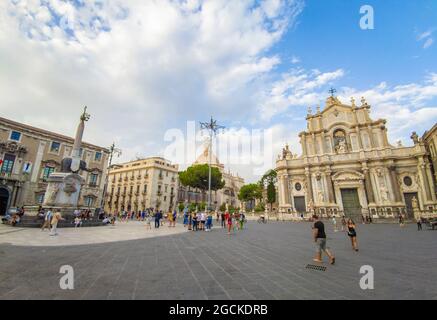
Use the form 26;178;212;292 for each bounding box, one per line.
178;146;245;209
275;95;437;219
423;123;437;199
105;157;179;213
0;117;109;215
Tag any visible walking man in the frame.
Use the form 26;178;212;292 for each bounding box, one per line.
417;217;422;231
154;210;161;229
50;210;63;236
41;208;53;231
312;215;335;265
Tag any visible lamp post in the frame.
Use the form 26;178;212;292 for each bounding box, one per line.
101;142;122;210
200;117;225;212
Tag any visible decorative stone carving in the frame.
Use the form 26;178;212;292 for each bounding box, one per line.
410;132;420;144
0;141;27;154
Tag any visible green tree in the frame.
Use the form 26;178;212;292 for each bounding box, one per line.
238;184;263;211
178;203;185;212
179;164;225;193
259;170;277;212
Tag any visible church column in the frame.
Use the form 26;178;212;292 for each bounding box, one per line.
425;163;436;201
352;110;363;150
389;166;402;203
311;133;317;155
283;175;290;206
305;169;314;204
382;126;390;148
367;126;375;149
325;169;335;204
419;162;432;202
363;168;375;204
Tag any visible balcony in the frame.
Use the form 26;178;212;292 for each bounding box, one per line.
158;175;163;180
118;178;122;182
124;177;128;181
137;175;142;180
157;191;162;196
88;182;98;188
144;174;149;179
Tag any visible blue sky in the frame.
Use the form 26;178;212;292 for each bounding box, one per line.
0;0;436;182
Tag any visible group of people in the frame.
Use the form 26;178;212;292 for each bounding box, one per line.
1;206;25;226
312;215;359;265
40;208;64;236
183;211;214;232
182;210;246;235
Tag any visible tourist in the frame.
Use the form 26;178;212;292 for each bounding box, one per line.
347;219;358;252
221;212;226;228
145;214;152;230
41;208;53;231
312;215;335;264
192;212;198;231
340;216;346;231
200;211;206;231
399;213;405;227
417;217;422;231
183;210;189;228
332;215;338;232
74;216;82;228
205;212;213;232
154;210;161;229
188;211;192;231
225;211;232;235
240;212;245;230
50;210;64;236
172;210;177;227
168;210;174;227
361;214;366;225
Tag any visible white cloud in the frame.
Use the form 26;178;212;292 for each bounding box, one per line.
0;0;304;168
423;37;434;49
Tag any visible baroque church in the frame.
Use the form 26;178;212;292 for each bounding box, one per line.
275;94;437;219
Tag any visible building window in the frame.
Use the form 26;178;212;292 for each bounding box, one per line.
85;196;94;207
143;184;148;193
36;194;45;204
10;131;21;141
95;152;102;162
42;166;55;181
403;176;413;187
50;141;61;153
1;154;16;174
89;173;98;186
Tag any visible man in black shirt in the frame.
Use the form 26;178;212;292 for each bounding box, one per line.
312;215;335;265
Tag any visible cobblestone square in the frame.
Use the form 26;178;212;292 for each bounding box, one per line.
1;221;436;300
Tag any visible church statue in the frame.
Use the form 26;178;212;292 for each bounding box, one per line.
410;132;420;145
412;196;419;210
337;139;347;153
317;190;325;204
307;199;314;212
60;106;90;173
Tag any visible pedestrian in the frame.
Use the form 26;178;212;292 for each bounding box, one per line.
347;219;358;252
312;215;335;264
341;216;346;231
225;211;232;235
206;212;213;232
50;210;64;236
192;212;198;231
188;211;192;231
361;214;366;225
172;210;177;227
332;215;338;232
154;210;161;229
183;209;189;228
145;214;152;230
41;208;53;231
240;212;245;230
221;212;226;228
200;211;206;231
399;213;404;227
168;210;174;227
417;217;422;231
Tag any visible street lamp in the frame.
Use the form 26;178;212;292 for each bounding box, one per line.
200;117;225;212
101;142;122;209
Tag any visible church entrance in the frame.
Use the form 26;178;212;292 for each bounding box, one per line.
0;188;10;216
404;192;418;218
341;188;361;218
294;196;306;213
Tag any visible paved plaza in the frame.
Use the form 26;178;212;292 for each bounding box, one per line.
0;221;436;300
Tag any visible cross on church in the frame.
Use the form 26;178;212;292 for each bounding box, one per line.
329;88;337;97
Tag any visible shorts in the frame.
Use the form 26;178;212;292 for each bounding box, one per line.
315;238;327;254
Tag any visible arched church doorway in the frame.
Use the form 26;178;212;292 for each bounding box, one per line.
0;187;10;216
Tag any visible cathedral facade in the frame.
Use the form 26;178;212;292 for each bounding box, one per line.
275;95;437;219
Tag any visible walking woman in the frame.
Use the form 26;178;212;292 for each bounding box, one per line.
226;211;233;235
347;219;359;252
341;216;346;231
